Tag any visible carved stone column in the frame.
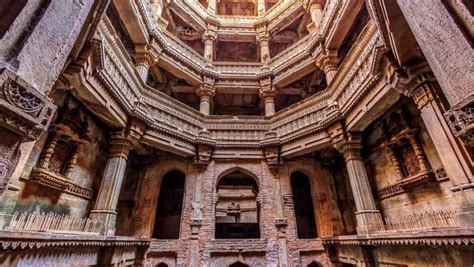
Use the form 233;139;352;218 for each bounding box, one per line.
207;0;217;15
202;30;217;61
257;0;266;15
316;49;339;85
90;120;146;236
150;0;163;19
38;133;60;169
394;69;474;227
308;1;324;32
260;77;277;116
135;45;157;82
332;132;383;234
197;78;215;116
406;74;473;191
257;32;271;63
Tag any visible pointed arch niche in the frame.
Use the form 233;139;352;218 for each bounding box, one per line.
291;171;318;239
215;170;260;239
152;170;186;239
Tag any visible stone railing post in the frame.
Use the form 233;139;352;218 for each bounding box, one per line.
89;120;146;236
331;130;384;234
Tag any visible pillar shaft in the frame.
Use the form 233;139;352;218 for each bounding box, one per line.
257;0;266;15
207;0;216;14
340;138;383;234
412;83;473;189
90;135;131;236
136;61;150;82
199;94;211;115
264;96;275;116
310;2;324;30
259;39;270;63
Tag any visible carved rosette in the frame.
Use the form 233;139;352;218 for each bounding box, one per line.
0;69;56;139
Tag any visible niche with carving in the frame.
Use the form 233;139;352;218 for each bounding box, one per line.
382;108;433;188
215;171;260;239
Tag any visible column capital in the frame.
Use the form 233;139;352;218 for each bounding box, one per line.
315;49;339;71
108;119;147;159
197;77;215;98
202;30;217;42
259;77;277;97
135;45;159;66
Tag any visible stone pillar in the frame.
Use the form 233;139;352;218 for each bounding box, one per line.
150;0;163;19
309;1;324;32
396;0;473;107
316;50;339;85
197;78;215;116
135;46;156;82
336;133;383;234
202;30;216;61
90;121;146;235
257;0;266;15
260;78;277;116
207;0;217;14
263;94;276;116
258;34;271;63
38;133;60;169
408;76;473;191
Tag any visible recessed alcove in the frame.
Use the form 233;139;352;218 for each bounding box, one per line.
291;171;317;239
215;171;260;239
152;170;186;239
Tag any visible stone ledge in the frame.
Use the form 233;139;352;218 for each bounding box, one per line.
322;228;474;246
0;231;150;250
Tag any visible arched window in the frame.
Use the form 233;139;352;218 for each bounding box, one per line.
152;170;185;239
308;261;322;267
291;172;317;238
157;263;168;267
215;171;260;239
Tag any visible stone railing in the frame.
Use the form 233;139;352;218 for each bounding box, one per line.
85;13;384;155
384;209;458;231
5;211;101;234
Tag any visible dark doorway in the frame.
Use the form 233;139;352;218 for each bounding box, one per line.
152;170;185;239
308;262;322;267
291;172;318;238
229;262;249;267
215;171;260;239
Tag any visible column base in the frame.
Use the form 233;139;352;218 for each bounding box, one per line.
355;210;384;235
89;210;117;236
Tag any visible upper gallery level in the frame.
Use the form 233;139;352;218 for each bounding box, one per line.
105;0;370;115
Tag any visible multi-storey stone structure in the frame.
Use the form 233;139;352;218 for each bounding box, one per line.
0;0;473;266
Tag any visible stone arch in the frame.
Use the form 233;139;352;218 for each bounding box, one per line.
134;159;191;238
216;165;261;189
214;166;261;239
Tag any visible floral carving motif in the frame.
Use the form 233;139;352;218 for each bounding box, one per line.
3;79;43;114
